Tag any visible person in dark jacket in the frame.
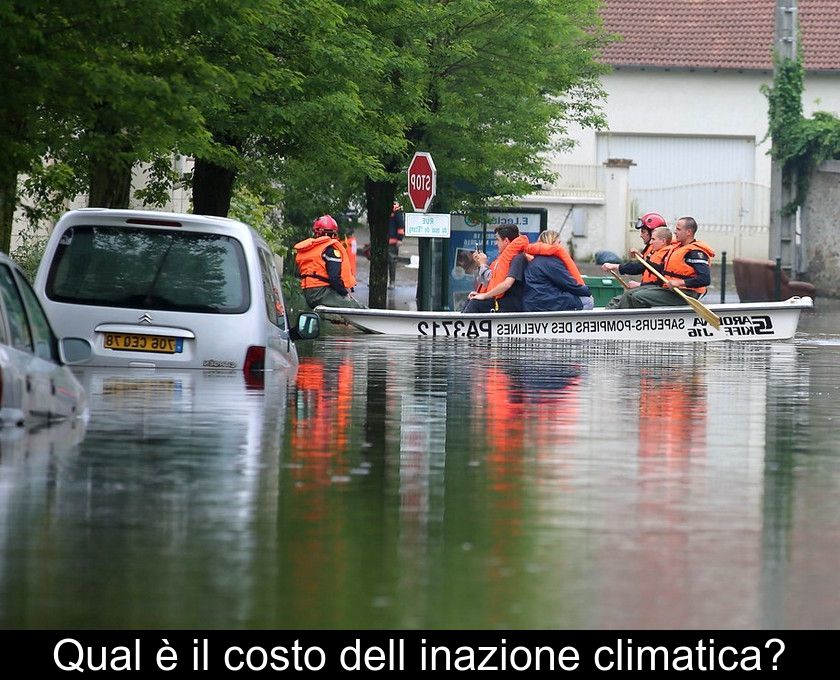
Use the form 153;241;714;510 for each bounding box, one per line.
523;230;592;312
387;202;405;289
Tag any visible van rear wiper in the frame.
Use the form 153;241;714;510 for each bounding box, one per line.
144;237;176;302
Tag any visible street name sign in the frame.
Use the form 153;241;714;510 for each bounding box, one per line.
405;212;451;238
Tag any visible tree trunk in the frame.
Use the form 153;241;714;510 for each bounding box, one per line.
364;178;396;309
0;168;17;254
192;158;236;217
88;155;133;208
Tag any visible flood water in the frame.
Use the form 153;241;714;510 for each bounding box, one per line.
2;303;840;630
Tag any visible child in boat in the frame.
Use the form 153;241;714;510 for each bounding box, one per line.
603;226;673;308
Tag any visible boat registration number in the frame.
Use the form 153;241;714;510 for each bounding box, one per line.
103;333;183;354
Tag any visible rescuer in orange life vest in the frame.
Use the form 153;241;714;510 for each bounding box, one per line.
294;215;366;309
342;225;358;278
612;216;715;309
387;202;405;290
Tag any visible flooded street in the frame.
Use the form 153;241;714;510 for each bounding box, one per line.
2;304;840;629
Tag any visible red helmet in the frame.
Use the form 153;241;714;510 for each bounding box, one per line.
313;214;338;236
635;212;667;231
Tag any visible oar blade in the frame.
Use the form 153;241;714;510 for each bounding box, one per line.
685;295;721;329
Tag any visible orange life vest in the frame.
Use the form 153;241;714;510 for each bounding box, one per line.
294;236;357;290
663;240;715;294
343;235;357;277
483;235;529;298
640;244;673;286
523;241;585;285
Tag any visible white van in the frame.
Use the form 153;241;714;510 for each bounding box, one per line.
34;209;319;370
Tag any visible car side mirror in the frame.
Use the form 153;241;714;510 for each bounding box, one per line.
58;337;93;365
296;312;321;340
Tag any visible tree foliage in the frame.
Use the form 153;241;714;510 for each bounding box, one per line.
345;0;610;306
763;51;840;214
0;0;222;249
6;0;610;305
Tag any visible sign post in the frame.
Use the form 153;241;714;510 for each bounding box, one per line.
407;152;439;310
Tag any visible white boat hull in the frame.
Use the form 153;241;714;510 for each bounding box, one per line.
316;297;813;342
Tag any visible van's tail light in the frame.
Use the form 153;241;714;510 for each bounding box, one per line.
244;345;266;373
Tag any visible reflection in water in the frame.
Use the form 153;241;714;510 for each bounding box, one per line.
3;331;840;628
0;370;291;628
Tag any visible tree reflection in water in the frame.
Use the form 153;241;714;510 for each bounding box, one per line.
49;226;240;312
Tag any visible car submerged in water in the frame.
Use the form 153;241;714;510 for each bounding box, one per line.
34;209;319;371
0;252;87;425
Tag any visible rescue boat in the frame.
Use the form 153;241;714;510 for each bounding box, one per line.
315;297;812;342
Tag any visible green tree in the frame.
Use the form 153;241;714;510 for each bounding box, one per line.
0;0;83;250
292;0;610;307
0;1;228;250
189;0;390;219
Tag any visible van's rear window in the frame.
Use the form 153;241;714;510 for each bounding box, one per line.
45;226;250;314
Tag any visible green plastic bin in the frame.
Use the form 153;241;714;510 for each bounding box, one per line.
582;275;623;307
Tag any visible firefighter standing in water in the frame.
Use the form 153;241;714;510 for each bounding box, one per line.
387;202;405;290
342;225;358;278
294;215;366;309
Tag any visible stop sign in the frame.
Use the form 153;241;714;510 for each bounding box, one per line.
407;152;436;213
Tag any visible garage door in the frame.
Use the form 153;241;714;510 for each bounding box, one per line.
596;133;755;188
597;133;768;258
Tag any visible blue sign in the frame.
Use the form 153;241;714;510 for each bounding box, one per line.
448;210;545;310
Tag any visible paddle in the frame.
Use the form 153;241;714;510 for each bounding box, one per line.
605;268;629;289
633;253;721;330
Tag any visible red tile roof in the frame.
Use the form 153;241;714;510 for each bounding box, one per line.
599;0;840;72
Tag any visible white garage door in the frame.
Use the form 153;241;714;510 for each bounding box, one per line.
599;132;765;220
597;133;755;188
597;133;768;258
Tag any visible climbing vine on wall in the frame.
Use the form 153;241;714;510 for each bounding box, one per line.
763;52;840;214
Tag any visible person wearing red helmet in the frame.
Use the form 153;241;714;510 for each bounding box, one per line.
635;212;667;257
294;215;365;309
608;216;715;309
603;225;673;308
603;213;669;278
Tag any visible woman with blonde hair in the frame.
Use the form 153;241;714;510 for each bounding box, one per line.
522;230;594;311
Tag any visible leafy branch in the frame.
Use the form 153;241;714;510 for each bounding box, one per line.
763;51;840;214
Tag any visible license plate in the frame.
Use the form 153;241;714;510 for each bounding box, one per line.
103;333;183;354
103;378;181;394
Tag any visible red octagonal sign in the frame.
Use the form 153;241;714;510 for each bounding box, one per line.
407;152;437;213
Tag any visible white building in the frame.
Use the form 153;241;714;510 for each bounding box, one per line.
521;0;840;261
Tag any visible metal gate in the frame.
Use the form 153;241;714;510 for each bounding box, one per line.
632;180;770;259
